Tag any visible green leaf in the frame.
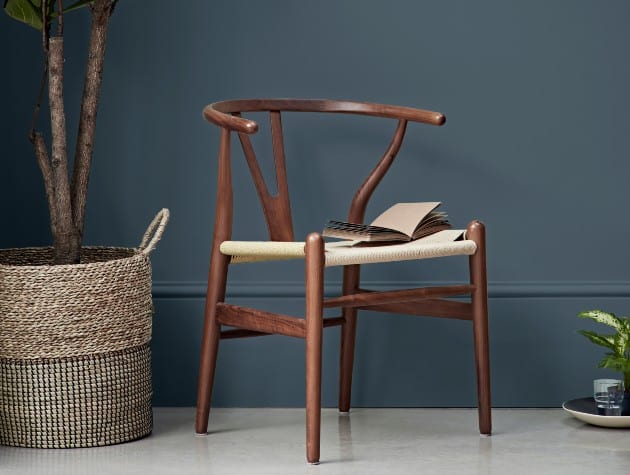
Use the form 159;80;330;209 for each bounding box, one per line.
598;353;630;373
3;0;59;30
63;0;92;13
578;310;624;331
578;330;616;351
615;332;629;357
4;0;42;29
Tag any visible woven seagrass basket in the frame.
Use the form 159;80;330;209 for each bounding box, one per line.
0;209;169;448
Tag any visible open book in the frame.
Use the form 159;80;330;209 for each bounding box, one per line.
322;202;451;243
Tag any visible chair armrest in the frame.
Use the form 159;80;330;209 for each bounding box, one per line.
311;100;445;126
203;99;446;134
203;104;259;134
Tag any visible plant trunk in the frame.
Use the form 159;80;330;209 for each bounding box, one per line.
71;0;115;239
29;1;116;265
48;36;80;264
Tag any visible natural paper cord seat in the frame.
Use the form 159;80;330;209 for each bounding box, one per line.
195;98;492;465
220;230;476;266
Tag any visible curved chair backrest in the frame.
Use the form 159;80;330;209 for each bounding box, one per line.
203;99;446;242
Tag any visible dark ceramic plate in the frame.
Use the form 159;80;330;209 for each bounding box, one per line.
562;397;630;428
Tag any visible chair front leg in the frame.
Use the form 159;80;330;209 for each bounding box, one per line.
467;220;492;435
305;233;325;464
195;247;230;435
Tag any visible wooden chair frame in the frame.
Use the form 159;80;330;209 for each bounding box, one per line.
195;99;491;464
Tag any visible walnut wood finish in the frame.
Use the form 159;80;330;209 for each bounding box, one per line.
204;99;446;134
305;233;325;464
348;119;408;224
358;299;473;321
322;316;345;328
196;98;491;463
220;328;268;340
338;265;359;413
339;118;409;413
220;316;344;340
236;112;294;241
216;303;306;339
195;128;233;435
324;285;474;309
467;220;492;434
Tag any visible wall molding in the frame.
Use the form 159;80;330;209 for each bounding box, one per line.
153;280;630;299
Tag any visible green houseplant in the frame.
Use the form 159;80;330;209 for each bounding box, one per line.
578;310;630;413
1;1;169;448
4;0;118;264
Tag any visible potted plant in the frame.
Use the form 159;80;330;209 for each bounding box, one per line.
578;309;630;416
0;1;168;448
4;0;116;263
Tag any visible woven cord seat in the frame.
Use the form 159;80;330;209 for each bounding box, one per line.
220;230;476;266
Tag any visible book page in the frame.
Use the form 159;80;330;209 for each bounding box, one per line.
369;202;441;238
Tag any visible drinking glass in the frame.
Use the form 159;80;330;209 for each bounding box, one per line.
593;379;624;416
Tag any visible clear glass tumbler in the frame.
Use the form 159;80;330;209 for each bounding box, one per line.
593;379;625;416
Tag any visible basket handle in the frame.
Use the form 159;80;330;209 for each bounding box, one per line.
139;208;170;254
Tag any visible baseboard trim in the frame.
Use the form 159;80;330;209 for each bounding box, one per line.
152;281;630;299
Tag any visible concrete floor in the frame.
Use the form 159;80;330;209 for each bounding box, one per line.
1;408;629;474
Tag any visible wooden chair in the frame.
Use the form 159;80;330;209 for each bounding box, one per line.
195;99;491;464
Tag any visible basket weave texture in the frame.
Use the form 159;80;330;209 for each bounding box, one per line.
0;209;168;448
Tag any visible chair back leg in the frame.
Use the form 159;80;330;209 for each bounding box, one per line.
468;221;492;435
195;249;230;434
305;234;325;464
339;264;360;412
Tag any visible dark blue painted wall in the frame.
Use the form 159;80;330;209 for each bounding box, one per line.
2;1;629;407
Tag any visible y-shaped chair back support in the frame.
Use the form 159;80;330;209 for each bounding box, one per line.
196;99;491;465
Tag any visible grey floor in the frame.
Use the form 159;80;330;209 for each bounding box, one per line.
1;408;629;474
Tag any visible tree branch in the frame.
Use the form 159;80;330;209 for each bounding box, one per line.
57;0;64;36
70;0;114;237
42;0;50;51
48;36;79;263
29;62;48;142
32;132;58;236
30;0;51;141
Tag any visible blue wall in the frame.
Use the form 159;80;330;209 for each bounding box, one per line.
2;1;630;407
